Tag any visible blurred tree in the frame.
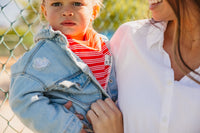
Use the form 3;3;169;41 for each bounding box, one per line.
0;0;41;56
94;0;149;32
16;0;40;30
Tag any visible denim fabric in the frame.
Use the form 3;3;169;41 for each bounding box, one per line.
9;27;118;133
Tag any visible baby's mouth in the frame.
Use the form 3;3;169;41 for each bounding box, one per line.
61;21;76;26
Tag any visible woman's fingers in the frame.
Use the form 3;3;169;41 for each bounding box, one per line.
89;98;119;118
105;98;122;118
95;98;121;120
96;99;112;113
97;98;122;126
87;98;124;133
87;99;110;126
105;98;119;110
86;109;98;124
91;100;106;117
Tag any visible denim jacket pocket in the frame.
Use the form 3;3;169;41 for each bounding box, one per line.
47;71;89;92
46;72;102;105
59;80;82;91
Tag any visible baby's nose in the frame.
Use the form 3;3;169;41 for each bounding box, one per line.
62;10;74;16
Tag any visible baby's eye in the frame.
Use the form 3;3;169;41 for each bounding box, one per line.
73;2;82;6
51;2;62;7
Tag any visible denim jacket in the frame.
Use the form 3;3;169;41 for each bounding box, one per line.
9;27;118;133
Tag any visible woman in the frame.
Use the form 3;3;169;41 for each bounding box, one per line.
85;0;200;132
66;0;200;132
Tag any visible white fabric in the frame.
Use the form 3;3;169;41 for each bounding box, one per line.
110;19;200;133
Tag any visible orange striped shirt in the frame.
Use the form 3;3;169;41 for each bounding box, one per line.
68;39;111;90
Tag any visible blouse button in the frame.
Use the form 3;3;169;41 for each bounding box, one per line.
168;81;173;85
162;116;168;123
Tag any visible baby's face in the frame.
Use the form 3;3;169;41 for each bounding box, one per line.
42;0;97;40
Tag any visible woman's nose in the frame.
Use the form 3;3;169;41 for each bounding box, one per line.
62;10;74;16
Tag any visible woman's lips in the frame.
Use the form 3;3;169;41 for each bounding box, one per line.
149;0;162;10
149;3;161;10
149;0;162;5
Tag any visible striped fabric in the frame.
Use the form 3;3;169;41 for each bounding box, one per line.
68;39;111;90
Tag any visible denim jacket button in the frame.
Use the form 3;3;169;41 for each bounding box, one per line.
76;82;81;87
109;79;113;83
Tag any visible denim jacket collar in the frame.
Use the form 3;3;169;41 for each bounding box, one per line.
34;26;69;47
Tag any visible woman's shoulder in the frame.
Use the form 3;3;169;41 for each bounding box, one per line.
112;19;167;44
117;19;150;32
111;19;151;42
110;19;167;54
117;19;166;34
122;19;150;26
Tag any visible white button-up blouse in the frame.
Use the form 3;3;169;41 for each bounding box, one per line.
110;19;200;133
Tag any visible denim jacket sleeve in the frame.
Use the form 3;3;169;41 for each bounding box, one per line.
9;74;83;133
9;40;84;133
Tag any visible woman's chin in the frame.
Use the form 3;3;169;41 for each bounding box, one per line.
152;17;162;22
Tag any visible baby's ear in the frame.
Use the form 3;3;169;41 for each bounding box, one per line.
92;5;100;19
41;5;47;18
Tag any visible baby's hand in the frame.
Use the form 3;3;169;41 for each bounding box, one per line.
64;101;86;133
64;101;84;120
80;128;87;133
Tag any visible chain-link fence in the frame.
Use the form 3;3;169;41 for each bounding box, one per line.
0;0;148;132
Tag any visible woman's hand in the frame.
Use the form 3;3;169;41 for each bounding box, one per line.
64;98;123;133
87;98;123;133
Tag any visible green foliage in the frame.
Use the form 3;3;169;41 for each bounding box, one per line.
17;0;40;27
0;27;35;56
93;0;149;32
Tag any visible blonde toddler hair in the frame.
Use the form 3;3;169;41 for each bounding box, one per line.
41;0;103;7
